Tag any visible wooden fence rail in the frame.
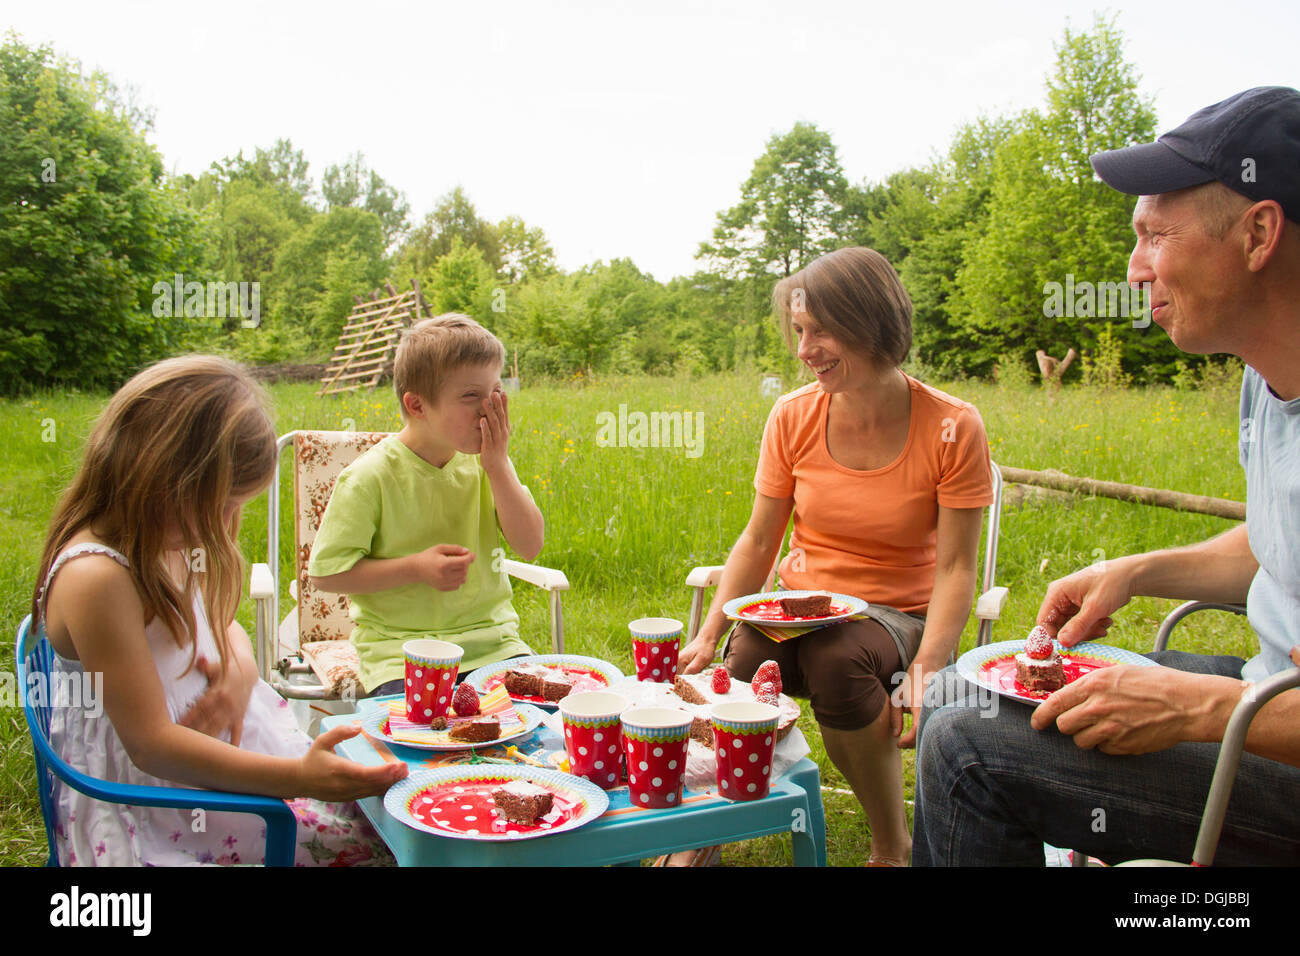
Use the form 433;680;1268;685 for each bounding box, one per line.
998;465;1245;521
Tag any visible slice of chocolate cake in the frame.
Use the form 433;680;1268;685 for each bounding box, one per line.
779;593;833;617
672;675;709;705
447;716;501;742
492;779;554;824
541;671;575;701
503;666;547;697
688;715;715;748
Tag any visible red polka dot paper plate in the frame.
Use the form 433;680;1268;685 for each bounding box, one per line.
956;640;1157;705
723;590;867;626
384;766;609;841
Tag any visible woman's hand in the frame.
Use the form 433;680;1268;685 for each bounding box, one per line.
679;630;721;674
296;725;409;801
180;641;258;746
891;659;938;748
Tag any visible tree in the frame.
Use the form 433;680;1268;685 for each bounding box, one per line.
267;206;387;352
221;138;314;201
948;14;1163;376
0;34;208;391
322;151;410;249
396;186;500;278
423;236;496;317
698;121;847;279
495;215;556;283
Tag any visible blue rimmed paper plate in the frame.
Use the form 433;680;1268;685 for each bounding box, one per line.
384;765;609;841
723;590;867;627
465;654;625;709
956;640;1158;706
360;701;546;752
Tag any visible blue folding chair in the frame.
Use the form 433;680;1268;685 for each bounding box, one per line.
15;615;297;867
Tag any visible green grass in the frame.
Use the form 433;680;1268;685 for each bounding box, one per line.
0;372;1254;866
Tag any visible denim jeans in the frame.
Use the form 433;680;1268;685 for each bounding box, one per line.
912;651;1300;866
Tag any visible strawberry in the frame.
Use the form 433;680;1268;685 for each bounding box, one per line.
751;660;783;697
452;683;480;717
1024;625;1055;661
711;667;732;694
755;681;780;706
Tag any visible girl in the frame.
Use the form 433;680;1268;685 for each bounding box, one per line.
32;355;406;865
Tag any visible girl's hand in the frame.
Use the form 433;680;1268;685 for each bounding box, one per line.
892;659;939;749
479;389;510;475
297;725;409;801
180;653;257;747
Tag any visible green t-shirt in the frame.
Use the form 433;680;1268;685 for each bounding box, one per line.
307;436;534;692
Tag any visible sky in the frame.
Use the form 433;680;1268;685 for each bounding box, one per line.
6;0;1300;281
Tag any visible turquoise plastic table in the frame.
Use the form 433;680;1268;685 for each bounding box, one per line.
324;699;827;866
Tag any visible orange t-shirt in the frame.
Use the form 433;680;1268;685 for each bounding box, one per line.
754;376;994;615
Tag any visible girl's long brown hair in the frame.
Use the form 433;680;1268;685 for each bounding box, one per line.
33;356;277;675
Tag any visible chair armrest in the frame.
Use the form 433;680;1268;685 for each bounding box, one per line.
974;586;1009;621
1153;601;1248;652
503;559;569;592
250;562;277;681
1192;666;1300;865
686;565;724;589
250;562;274;600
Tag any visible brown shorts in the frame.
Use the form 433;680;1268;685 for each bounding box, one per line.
723;608;925;732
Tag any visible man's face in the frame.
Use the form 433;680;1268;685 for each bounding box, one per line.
1127;187;1247;355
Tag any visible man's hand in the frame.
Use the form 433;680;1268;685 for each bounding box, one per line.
180;653;257;746
478;389;510;476
1030;663;1233;754
1036;563;1123;647
416;544;475;591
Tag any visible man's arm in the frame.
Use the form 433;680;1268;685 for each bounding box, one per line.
1038;524;1256;646
1032;657;1300;769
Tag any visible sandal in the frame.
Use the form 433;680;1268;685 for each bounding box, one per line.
652;845;723;867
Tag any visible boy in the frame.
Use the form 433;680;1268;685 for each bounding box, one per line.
308;314;544;696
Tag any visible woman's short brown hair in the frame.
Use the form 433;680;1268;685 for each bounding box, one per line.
393;313;505;411
771;247;913;366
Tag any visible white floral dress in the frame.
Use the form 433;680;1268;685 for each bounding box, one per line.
41;543;392;866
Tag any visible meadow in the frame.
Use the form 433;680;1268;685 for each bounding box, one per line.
0;369;1255;866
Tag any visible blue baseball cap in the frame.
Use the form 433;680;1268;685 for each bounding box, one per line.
1090;86;1300;223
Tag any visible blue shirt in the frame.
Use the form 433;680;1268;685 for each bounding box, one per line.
1239;365;1300;681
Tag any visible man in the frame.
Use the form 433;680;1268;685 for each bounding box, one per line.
912;86;1300;866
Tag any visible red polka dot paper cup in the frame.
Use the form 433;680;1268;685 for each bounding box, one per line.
621;707;692;809
711;701;779;801
403;639;463;724
559;691;628;790
629;617;683;683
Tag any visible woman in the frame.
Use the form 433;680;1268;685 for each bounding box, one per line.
679;247;993;866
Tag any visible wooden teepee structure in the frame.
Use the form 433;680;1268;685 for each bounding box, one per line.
318;279;429;395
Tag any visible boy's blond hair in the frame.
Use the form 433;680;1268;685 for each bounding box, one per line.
393;313;505;413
